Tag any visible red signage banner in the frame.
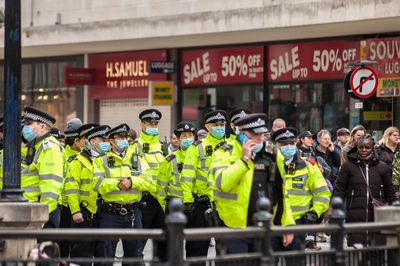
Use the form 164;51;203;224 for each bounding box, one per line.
89;50;168;99
267;40;360;82
180;46;264;86
364;37;400;97
64;68;95;85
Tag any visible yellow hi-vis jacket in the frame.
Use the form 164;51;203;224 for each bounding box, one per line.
21;135;65;213
92;147;155;204
65;144;79;159
181;133;225;203
64;151;98;215
210;140;296;228
156;148;187;211
276;150;331;221
130;132;165;184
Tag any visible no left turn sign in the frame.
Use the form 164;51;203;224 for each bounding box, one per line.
350;66;378;98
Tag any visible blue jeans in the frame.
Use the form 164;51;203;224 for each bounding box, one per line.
97;208;143;262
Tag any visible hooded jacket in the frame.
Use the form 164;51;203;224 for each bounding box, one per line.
333;149;395;246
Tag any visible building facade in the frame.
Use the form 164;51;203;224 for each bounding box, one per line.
0;0;399;137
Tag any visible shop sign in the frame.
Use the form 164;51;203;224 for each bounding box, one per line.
149;81;174;105
150;61;176;74
267;40;359;82
89;50;168;99
363;37;400;97
64;68;95;85
180;46;264;86
363;111;392;121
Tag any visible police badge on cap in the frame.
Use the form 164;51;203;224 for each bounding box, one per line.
108;123;130;138
234;113;268;134
204;110;227;124
23;106;56;127
139;109;162;122
228;108;252;123
271;127;298;143
174;121;196;138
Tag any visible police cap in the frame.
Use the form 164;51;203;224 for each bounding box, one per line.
174;121;196;138
23;106;56;127
78;123;99;138
228;108;252;123
204;110;227;124
86;125;111;141
139;109;162;122
50;127;65;140
234;113;268;134
272;127;298;143
64;125;80;139
108;123;130;138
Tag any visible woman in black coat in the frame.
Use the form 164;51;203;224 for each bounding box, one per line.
333;135;396;247
375;126;399;166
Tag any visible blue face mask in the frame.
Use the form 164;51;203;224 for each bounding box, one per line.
116;139;129;151
181;138;194;149
280;145;297;159
145;127;159;136
97;142;110;154
237;132;250;145
86;143;92;150
23;125;37;142
211;126;225;139
234;127;240;135
253;142;263;153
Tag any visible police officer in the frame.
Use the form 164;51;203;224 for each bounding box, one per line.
157;121;196;211
210;113;295;253
130;109;166;258
92;123;154;262
65;125;111;262
181;110;228;257
228;108;252;142
271;128;331;250
21;106;65;228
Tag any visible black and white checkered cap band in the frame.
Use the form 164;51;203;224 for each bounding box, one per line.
238;118;266;130
108;126;128;136
206;113;226;123
276;130;295;140
176;126;195;132
142;111;160;120
88;129;108;140
80;127;94;137
231;111;248;122
65;132;79;138
24;112;53;127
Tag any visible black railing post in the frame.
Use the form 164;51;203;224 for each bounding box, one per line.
329;197;346;266
1;0;26;201
253;196;274;266
165;198;187;266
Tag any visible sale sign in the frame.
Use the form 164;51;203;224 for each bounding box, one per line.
267;40;360;82
180;46;264;86
89;50;168;99
364;37;400;97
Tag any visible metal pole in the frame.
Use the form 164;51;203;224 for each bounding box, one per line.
253;197;274;266
165;198;187;266
329;197;346;266
1;0;26;201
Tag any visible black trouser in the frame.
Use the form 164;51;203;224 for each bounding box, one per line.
186;200;210;257
140;194;166;261
58;205;71;257
70;207;98;265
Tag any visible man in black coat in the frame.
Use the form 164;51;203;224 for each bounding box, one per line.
314;129;340;184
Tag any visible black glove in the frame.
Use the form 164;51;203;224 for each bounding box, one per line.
183;203;195;217
301;210;318;224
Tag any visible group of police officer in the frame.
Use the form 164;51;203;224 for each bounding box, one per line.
0;105;332;262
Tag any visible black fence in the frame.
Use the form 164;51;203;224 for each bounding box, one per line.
0;197;399;266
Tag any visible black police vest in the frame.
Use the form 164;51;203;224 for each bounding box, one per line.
247;152;275;226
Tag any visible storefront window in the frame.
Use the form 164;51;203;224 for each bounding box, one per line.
0;56;83;130
269;82;349;134
182;85;263;128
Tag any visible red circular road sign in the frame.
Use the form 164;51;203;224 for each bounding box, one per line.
350;66;378;98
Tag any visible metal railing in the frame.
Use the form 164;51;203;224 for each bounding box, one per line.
0;197;399;266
